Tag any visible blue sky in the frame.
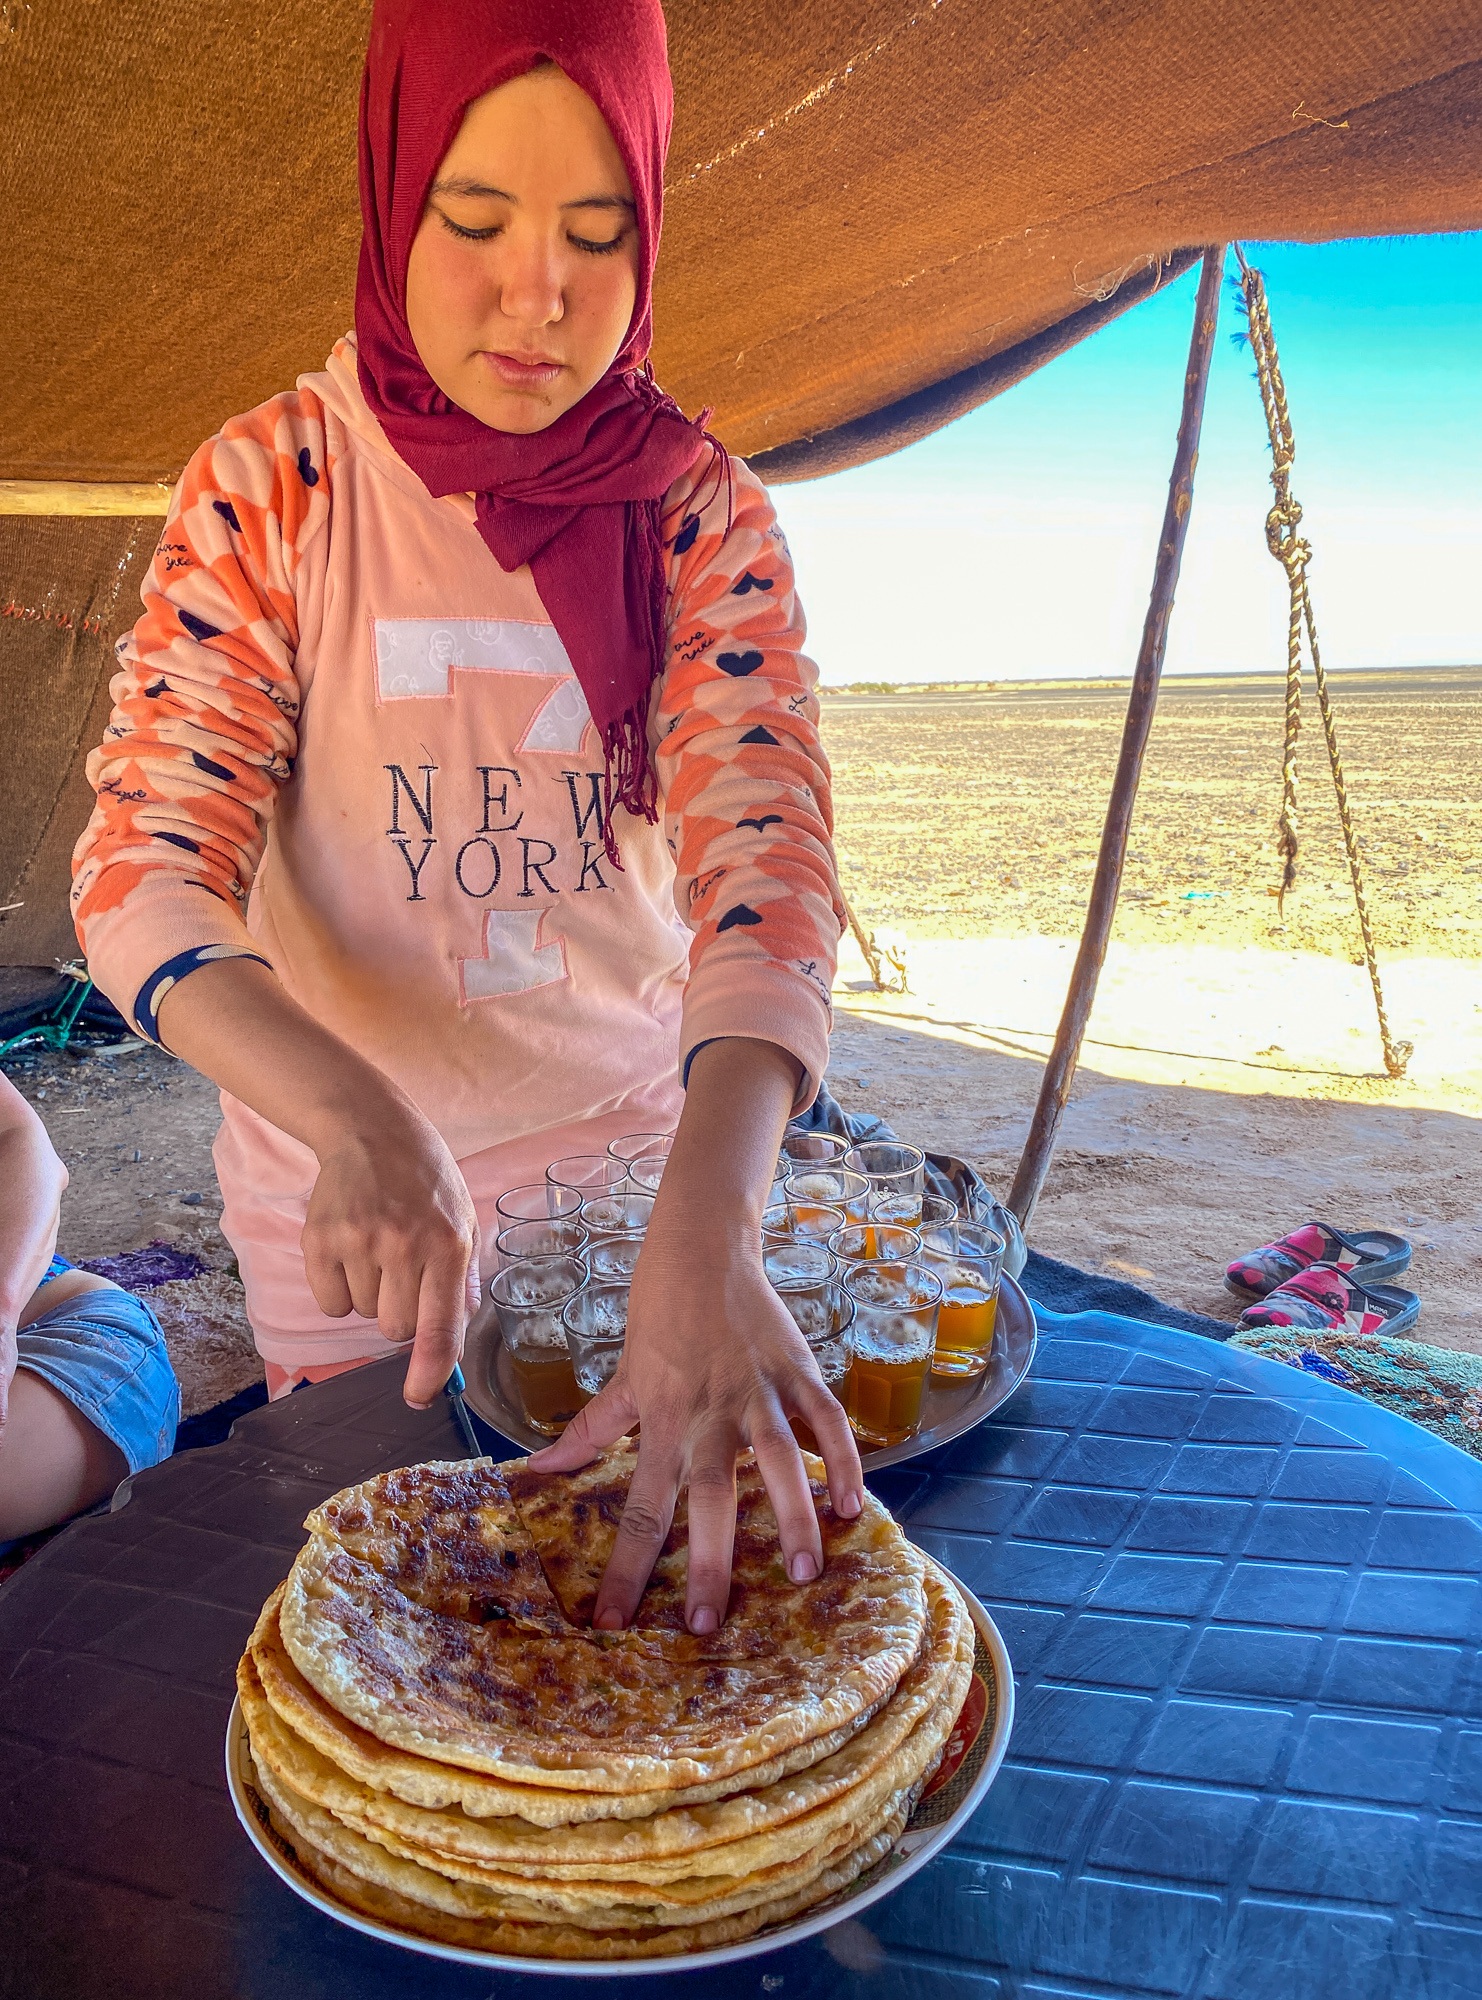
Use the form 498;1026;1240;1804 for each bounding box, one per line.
773;234;1482;683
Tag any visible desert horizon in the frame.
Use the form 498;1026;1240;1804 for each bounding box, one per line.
818;667;1481;1351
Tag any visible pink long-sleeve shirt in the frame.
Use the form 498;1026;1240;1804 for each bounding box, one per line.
72;341;843;1354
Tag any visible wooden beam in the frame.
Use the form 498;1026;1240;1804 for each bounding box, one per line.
0;481;173;516
1007;244;1228;1231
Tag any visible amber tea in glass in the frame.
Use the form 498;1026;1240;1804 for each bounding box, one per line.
490;1255;589;1435
842;1260;941;1448
931;1268;999;1376
828;1222;921;1265
921;1221;1004;1379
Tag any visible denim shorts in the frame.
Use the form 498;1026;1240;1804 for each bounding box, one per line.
15;1286;180;1477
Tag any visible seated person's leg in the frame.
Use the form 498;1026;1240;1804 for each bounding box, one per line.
0;1366;128;1541
0;1272;180;1542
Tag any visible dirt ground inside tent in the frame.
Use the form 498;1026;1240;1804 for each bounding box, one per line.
5;667;1479;1414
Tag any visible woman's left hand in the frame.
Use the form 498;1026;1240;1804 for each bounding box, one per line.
526;1040;864;1633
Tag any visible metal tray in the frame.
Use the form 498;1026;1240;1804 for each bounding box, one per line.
460;1271;1036;1472
226;1569;1014;1978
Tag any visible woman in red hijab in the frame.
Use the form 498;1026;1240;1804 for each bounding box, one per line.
73;0;861;1628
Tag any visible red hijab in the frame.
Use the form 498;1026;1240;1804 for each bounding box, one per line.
356;0;711;842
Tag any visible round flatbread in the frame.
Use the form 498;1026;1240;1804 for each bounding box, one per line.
280;1452;927;1792
243;1563;970;1875
249;1589;887;1826
276;1811;907;1961
243;1653;957;1893
251;1746;914;1929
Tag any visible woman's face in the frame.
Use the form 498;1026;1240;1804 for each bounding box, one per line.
405;65;640;435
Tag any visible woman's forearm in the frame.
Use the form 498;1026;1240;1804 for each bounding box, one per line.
647;1038;799;1257
155;957;423;1158
156;956;477;1402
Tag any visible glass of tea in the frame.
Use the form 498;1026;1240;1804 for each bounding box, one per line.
787;1201;847;1248
785;1167;870;1225
920;1220;1004;1378
577;1191;651;1282
563;1281;631;1398
489;1255;589;1436
789;1289;856;1456
579;1191;655;1241
780;1130;851;1173
828;1222;922;1265
762;1200;794;1246
495;1181;584;1228
846;1143;926;1230
587;1235;643;1281
547;1154;627;1202
842;1259;942;1448
607;1130;676;1176
764;1241;838;1342
495;1216;588;1267
625;1150;670;1196
920;1193;960;1231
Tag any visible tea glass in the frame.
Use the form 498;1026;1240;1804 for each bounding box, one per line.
607;1130;676;1171
841;1259;942;1448
562;1281;632;1398
763;1241;838;1343
791;1290;856;1456
761;1201;795;1246
779;1130;851;1173
784;1167;870;1226
847;1143;926;1229
920;1193;960;1231
490;1254;589;1436
786;1200;847;1248
579;1191;655;1241
587;1235;644;1281
494;1216;588;1268
919;1220;1005;1378
828;1222;922;1265
547;1154;627;1201
495;1181;584;1228
626;1152;670;1195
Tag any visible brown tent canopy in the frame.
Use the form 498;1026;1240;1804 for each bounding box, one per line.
4;0;1481;962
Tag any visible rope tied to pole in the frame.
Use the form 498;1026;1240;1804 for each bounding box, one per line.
1233;244;1412;1081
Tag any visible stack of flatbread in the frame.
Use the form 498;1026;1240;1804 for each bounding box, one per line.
236;1445;974;1961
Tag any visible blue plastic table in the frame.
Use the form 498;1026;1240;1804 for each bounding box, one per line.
0;1308;1478;1999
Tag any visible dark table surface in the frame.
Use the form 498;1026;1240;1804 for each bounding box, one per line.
2;1307;1480;2000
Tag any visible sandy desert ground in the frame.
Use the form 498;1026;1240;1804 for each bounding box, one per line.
4;666;1478;1412
822;667;1481;1350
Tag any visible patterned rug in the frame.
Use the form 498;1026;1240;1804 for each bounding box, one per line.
1230;1327;1482;1462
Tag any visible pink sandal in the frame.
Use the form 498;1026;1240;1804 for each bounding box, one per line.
1237;1264;1420;1338
1226;1223;1411;1300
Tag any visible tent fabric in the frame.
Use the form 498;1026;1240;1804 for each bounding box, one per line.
3;1;1480;485
0;517;156;966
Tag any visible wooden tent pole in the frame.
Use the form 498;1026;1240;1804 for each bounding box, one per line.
1007;244;1227;1230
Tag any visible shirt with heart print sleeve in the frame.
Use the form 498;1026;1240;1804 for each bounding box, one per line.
655;451;845;1102
72;336;844;1158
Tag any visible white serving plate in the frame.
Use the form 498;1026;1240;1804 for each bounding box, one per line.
462;1273;1037;1473
226;1569;1014;1978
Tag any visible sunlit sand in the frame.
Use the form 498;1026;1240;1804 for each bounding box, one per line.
823;670;1482;1352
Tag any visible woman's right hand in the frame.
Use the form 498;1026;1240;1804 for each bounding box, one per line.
157;957;478;1408
303;1107;480;1408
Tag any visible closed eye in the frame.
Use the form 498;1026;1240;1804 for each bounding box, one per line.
434;210;629;257
568;228;630;257
438;212;501;243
